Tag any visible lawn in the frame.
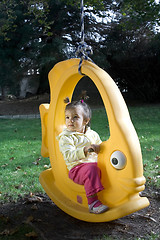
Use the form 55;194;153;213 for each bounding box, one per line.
0;105;160;202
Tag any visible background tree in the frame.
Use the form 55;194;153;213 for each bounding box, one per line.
97;0;160;102
0;0;51;97
0;0;160;103
0;0;105;97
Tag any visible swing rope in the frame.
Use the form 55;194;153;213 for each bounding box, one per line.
75;0;93;75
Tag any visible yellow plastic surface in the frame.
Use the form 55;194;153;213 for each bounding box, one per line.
39;58;150;222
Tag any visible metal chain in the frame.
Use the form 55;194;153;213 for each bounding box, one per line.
75;0;93;75
80;0;84;43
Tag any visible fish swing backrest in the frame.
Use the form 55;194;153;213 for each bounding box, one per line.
39;58;149;222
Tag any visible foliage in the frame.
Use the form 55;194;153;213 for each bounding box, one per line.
0;0;107;96
102;27;160;102
0;0;102;95
91;1;160;103
119;0;160;31
0;0;160;103
0;0;51;96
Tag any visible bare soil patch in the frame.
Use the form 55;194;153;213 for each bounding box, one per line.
0;187;160;240
0;94;50;116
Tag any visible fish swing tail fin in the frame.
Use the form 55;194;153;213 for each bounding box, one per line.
39;104;50;158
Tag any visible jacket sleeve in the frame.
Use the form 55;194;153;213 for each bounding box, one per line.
90;130;102;145
58;135;85;163
95;132;102;145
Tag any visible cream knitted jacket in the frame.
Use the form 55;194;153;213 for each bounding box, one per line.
57;128;102;170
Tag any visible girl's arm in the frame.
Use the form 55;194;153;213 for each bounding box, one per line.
59;136;86;163
83;130;101;155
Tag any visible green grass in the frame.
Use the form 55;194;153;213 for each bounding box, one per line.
129;105;160;187
0;105;159;202
0;119;50;203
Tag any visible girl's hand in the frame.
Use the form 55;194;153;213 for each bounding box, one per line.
84;144;100;156
90;144;100;154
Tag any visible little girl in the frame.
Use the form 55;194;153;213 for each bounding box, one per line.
57;94;109;214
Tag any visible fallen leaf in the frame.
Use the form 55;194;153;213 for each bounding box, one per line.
1;163;8;168
25;195;43;203
0;227;19;236
32;161;39;165
25;216;34;224
0;215;10;223
25;231;38;238
0;229;10;236
8;227;19;236
154;155;160;161
32;157;41;165
31;204;38;210
147;146;154;151
30;192;33;197
15;184;23;189
44;164;50;168
15;166;21;170
36;218;42;222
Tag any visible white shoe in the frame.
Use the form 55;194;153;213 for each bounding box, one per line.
89;200;109;214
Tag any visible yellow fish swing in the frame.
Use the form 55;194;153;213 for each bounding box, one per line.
39;0;150;222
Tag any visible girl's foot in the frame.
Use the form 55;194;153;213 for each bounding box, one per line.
89;200;109;214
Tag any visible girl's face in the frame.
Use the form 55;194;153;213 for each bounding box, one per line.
65;106;89;133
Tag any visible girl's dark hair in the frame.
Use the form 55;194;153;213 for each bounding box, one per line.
64;91;92;127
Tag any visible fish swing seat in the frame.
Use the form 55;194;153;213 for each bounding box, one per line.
39;58;150;222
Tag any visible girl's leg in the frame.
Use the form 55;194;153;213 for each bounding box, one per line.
87;194;101;207
69;162;103;201
69;163;109;213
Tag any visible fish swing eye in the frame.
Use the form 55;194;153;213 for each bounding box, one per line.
110;151;127;170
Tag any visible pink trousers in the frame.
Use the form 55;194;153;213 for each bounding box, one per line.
69;162;104;197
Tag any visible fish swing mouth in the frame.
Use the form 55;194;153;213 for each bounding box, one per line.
118;176;146;194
